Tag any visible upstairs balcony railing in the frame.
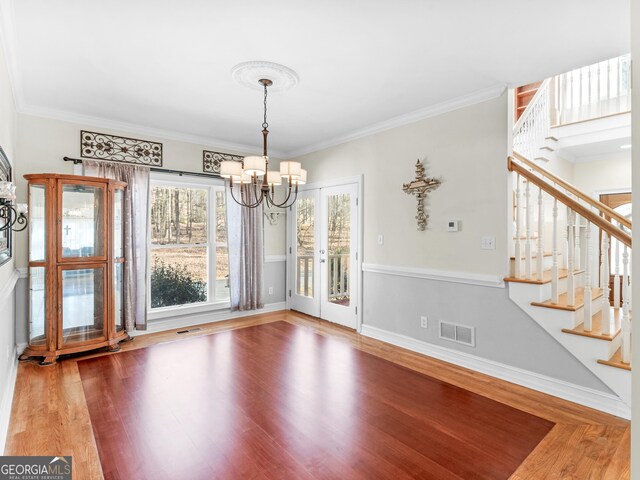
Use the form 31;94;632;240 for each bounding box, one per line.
553;54;631;126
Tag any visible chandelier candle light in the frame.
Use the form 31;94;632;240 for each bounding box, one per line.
220;77;306;208
0;181;28;232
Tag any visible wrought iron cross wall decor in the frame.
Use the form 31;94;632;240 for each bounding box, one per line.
402;159;441;231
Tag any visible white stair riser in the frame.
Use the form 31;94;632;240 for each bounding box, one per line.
562;333;622;364
507;283;631;407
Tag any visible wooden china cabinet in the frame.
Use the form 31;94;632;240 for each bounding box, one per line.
20;174;130;365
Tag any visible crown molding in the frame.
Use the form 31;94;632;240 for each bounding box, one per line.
284;83;507;159
17;104;289;157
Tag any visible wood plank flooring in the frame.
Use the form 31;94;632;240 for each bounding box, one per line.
5;310;631;479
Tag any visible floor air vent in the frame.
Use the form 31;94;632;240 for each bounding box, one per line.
439;321;475;347
177;328;202;334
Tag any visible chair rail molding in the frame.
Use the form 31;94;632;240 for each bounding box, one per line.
362;263;505;288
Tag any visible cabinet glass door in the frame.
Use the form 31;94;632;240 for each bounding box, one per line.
29;267;46;346
29;184;46;262
60;182;106;260
60;266;106;344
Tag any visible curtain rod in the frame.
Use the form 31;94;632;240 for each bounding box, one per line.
62;156;221;179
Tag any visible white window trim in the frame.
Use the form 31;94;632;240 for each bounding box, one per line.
147;172;230;321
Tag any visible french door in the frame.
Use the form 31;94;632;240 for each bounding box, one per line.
289;183;359;329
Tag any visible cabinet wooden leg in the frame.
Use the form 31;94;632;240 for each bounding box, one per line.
40;356;57;366
107;345;121;353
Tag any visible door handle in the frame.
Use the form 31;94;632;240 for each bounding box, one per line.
320;259;326;263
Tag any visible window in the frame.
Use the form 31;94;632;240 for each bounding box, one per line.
149;177;229;310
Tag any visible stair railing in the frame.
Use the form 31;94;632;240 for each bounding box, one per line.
513;79;551;161
509;153;632;367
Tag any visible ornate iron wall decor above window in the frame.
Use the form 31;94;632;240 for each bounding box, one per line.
203;150;243;176
0;146;28;266
220;62;306;209
81;130;163;166
402;159;441;231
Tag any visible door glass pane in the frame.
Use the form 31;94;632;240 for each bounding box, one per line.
29;184;46;262
61;184;105;258
296;197;315;297
150;247;208;307
114;189;124;259
114;262;124;331
29;267;46;345
327;193;351;307
62;267;105;344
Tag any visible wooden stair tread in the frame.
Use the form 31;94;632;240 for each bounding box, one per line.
505;268;582;285
561;307;623;341
531;287;604;311
597;347;631;371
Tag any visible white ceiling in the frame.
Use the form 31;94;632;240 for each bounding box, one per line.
0;0;630;158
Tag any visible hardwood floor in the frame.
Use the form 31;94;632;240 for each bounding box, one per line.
5;310;630;479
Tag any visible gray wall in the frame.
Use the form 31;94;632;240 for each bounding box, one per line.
363;271;610;392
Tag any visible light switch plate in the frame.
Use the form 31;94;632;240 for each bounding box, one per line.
481;236;496;250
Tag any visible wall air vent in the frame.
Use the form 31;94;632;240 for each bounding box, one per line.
439;320;475;347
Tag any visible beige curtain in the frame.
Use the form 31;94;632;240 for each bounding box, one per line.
84;159;150;330
226;184;264;311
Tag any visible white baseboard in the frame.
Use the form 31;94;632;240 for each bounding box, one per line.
0;345;19;454
360;324;630;420
132;302;287;336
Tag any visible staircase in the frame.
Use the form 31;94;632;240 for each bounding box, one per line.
506;152;632;410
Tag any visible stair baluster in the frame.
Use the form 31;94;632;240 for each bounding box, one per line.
551;199;559;303
514;175;522;279
525;180;532;279
614;228;621;308
574;213;581;271
622;245;631;364
584;222;593;331
601;232;612;336
567;210;576;306
536;187;544;280
562;207;569;270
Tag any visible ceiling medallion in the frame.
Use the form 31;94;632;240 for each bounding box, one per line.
231;61;299;92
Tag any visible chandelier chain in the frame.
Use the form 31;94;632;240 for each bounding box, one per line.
262;83;269;130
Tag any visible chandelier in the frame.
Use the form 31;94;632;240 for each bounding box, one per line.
0;181;28;232
220;78;306;209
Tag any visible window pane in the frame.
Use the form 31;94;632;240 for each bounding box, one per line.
61;184;105;258
215;246;229;303
151;247;208;308
151;186;208;245
113;189;124;259
216;190;227;244
114;262;124;331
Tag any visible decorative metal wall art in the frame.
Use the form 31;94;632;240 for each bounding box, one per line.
203;150;243;176
402;159;441;231
81;130;163;166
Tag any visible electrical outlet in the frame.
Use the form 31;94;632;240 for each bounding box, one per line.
268;286;274;295
420;316;428;328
